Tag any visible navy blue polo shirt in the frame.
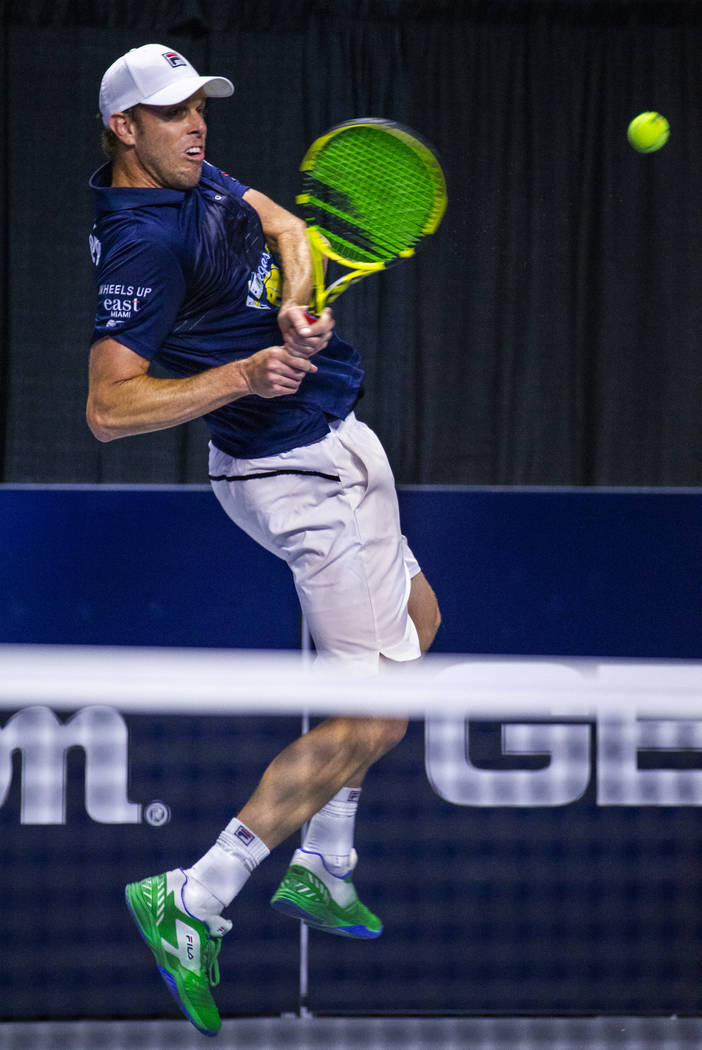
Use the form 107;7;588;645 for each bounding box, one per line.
89;160;364;458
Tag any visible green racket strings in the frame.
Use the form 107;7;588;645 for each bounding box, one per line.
299;124;446;266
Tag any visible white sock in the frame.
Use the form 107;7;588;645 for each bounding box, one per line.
184;820;270;915
301;787;361;874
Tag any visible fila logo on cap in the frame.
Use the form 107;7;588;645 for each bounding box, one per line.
162;51;187;68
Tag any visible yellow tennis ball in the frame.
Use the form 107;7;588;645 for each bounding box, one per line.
627;111;670;153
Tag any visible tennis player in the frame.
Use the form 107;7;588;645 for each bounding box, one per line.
87;44;441;1036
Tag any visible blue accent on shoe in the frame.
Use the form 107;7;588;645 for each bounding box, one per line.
157;967;218;1038
270;894;382;938
270;848;383;939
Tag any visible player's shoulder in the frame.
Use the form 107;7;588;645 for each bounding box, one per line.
200;160;250;199
91;206;185;286
98;205;181;261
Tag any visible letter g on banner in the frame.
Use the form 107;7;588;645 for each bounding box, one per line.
425;662;591;807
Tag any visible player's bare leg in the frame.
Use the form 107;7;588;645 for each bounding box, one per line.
150;572;442;949
266;572;441;935
238;713;408;849
260;713;406;937
407;570;442;655
244;571;442;842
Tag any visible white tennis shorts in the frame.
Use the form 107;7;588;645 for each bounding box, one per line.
209;413;421;672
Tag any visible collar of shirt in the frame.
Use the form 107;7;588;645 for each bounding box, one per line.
89;161;186;216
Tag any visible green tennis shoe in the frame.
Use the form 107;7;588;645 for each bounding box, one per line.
125;869;231;1037
270;848;383;939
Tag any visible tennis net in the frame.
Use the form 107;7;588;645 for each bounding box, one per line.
1;646;701;1049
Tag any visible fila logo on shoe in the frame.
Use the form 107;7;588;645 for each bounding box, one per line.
164;920;201;971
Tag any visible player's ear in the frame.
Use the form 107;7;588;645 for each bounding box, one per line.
109;110;138;145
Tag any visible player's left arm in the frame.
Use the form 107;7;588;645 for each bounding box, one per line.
243;187;333;356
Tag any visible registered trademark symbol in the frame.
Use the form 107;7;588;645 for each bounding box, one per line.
144;800;171;827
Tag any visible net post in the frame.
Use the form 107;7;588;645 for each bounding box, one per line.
299;615;313;1018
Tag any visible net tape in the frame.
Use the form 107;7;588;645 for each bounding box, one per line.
0;645;699;718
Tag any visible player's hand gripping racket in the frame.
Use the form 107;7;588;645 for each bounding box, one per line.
297;118;447;319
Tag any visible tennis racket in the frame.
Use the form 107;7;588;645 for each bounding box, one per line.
297;118;447;318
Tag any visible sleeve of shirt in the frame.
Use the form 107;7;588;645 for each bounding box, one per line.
90;234;186;362
208;163;250;199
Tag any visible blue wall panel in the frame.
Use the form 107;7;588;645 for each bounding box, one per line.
399;488;702;659
0;487;300;649
3;486;699;656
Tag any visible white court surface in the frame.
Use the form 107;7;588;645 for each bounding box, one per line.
2;1017;702;1050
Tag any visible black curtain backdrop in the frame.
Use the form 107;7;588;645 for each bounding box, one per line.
0;0;700;485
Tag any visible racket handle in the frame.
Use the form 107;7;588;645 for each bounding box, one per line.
304;310;319;323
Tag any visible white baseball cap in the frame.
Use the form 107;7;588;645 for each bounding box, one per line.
99;43;234;127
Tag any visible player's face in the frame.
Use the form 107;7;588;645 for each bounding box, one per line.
128;89;208;190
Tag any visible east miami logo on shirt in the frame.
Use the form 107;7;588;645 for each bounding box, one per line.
99;282;154;324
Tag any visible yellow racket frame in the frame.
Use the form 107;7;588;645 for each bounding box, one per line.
297;119;447;316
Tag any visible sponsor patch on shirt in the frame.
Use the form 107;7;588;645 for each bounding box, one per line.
246;249;281;310
99;282;154;323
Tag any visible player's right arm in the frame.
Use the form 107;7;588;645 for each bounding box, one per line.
86;337;317;443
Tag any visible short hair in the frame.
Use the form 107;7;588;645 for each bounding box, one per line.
99;105;140;160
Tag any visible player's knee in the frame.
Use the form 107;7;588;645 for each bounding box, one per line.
334;715;408;765
408;573;442;652
420;597;442;652
363;715;408;759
